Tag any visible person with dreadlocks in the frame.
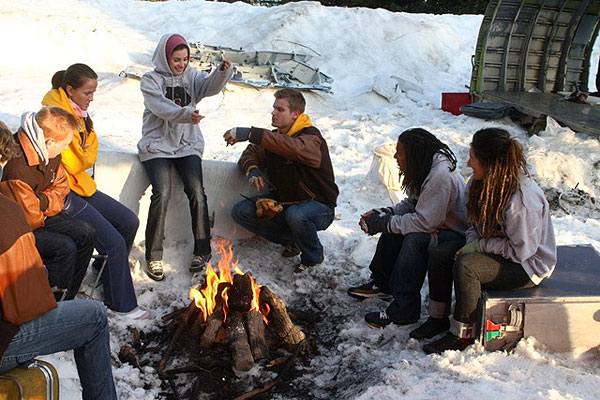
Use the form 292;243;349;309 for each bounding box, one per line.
421;128;556;354
347;128;466;328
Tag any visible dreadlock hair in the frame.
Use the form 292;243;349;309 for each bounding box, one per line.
467;128;529;239
397;128;458;196
0;121;21;163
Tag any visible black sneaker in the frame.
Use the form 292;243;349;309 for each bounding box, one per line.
146;260;164;281
409;317;450;339
364;311;395;329
347;280;392;301
190;254;211;273
422;333;474;354
281;244;301;258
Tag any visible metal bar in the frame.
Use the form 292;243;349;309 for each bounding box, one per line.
519;0;548;90
538;2;571;91
554;0;592;92
499;0;527;91
472;0;504;95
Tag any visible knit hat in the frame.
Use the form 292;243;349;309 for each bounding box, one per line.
165;34;189;64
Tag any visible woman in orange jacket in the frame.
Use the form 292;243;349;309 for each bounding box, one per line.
42;64;146;319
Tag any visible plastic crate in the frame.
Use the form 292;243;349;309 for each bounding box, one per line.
441;92;472;115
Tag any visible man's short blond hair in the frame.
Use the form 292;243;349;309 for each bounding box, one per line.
274;89;306;113
35;106;78;141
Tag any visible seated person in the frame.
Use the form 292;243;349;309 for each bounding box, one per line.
0;127;117;399
421;128;556;354
138;33;232;280
0;109;94;300
225;89;339;273
43;64;146;319
348;128;466;328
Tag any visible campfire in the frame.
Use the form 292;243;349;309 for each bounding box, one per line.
153;240;306;387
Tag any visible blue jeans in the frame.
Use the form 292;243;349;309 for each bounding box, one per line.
231;197;334;265
142;156;210;262
0;300;117;400
369;230;465;324
33;213;95;300
65;191;139;312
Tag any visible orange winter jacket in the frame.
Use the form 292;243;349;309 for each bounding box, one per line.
0;131;70;230
42;88;98;197
0;193;57;357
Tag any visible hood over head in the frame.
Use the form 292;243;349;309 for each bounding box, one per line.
152;33;190;75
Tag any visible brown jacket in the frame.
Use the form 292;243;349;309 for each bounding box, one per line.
0;193;57;357
0;131;70;230
238;126;338;208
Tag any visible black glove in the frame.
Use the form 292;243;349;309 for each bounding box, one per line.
370;207;394;216
230;127;252;141
363;213;392;235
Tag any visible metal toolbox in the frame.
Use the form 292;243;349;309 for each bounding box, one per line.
0;359;59;400
477;245;600;353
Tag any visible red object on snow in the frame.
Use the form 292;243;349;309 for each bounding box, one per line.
441;92;472;115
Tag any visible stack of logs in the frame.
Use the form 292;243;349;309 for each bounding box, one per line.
159;273;305;374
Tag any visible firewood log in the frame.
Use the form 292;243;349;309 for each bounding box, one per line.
259;287;305;348
226;311;254;371
245;310;269;360
228;274;253;312
200;296;224;348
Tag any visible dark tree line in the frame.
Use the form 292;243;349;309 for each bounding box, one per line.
220;0;489;15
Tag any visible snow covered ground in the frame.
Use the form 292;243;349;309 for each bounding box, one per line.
1;0;600;398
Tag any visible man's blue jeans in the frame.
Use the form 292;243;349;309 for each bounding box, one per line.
65;191;140;313
369;230;465;324
0;300;117;400
142;155;211;262
231;197;334;265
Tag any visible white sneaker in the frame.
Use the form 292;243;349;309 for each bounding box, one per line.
115;307;150;320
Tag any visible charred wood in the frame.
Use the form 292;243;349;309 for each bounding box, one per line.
244;310;268;360
228;274;253;312
259;286;306;348
226;311;254;371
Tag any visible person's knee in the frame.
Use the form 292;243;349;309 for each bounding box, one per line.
453;254;478;282
231;200;253;223
284;207;309;228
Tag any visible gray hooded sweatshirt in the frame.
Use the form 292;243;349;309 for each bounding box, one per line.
389;152;467;236
465;173;557;285
138;34;232;162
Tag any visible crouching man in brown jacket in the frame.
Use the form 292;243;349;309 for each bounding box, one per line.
225;89;338;273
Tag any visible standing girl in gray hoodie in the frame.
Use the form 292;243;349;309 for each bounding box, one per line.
420;128;556;354
138;33;232;281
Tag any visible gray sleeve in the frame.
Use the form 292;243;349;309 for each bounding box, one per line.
389;173;454;234
480;200;543;264
141;74;194;123
192;67;232;102
392;198;416;216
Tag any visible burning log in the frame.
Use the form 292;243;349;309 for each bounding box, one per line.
259;287;305;348
226;311;254;371
228;273;253;312
245;310;268;360
199;282;230;347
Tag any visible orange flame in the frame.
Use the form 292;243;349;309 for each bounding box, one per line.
189;240;268;324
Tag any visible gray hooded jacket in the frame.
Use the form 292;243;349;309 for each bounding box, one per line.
389;152;467;236
465;172;557;285
138;34;232;162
